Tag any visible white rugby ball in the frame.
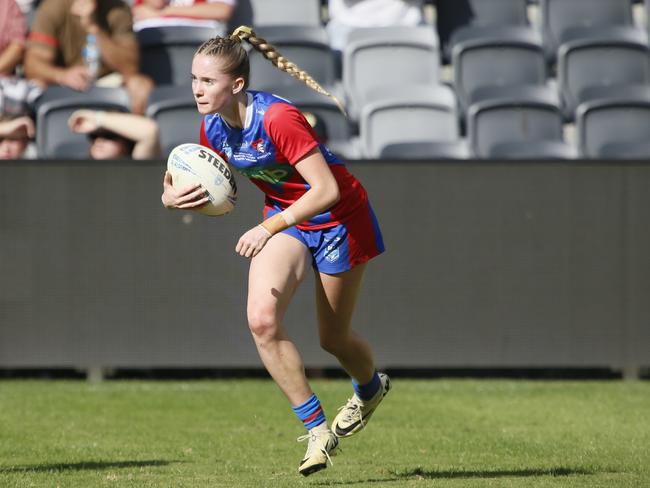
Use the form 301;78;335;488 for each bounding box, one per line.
167;143;237;216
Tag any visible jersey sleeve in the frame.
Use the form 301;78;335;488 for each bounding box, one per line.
263;102;319;165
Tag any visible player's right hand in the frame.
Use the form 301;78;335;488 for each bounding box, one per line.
161;171;211;210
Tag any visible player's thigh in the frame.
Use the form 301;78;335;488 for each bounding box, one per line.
247;232;312;326
314;263;367;339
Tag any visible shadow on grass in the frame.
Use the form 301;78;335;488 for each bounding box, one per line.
312;466;598;485
0;459;176;473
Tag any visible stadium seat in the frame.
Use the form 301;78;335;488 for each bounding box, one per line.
437;0;529;61
137;26;217;86
576;89;650;158
540;0;637;60
467;85;574;159
35;86;130;158
557;28;650;118
379;141;471;160
273;84;351;144
249;0;321;27
247;26;336;92
359;84;459;158
145;86;203;155
343;26;439;121
452;26;546;114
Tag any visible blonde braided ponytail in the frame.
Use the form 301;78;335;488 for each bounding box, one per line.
231;26;347;116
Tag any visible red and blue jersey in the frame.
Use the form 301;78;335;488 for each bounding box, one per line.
200;90;368;230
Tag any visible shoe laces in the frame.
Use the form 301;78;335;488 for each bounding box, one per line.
337;396;366;428
297;430;335;466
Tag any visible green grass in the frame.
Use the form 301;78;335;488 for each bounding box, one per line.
0;379;648;487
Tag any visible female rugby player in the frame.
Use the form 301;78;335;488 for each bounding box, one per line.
161;26;390;476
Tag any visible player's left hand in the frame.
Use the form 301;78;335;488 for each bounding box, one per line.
235;226;272;258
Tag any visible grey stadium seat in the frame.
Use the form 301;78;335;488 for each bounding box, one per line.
359;85;460;159
146;86;203;156
540;0;637;60
137;26;217;86
276;84;351;144
35;86;130;158
379;141;471;160
576;90;650;158
247;26;336;92
249;0;321;27
557;28;650;118
437;0;529;61
467;86;575;159
343;26;439;121
452;26;546;114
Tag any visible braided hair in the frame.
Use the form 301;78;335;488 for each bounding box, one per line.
195;26;346;116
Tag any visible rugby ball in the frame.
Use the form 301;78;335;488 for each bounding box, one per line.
167;143;237;216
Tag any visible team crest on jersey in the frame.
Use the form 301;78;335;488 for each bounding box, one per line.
324;237;342;263
250;138;266;153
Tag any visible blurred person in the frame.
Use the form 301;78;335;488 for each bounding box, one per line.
24;0;154;114
0;114;35;159
14;0;39;16
68;109;161;159
0;0;27;76
161;26;389;476
326;0;424;52
132;0;237;32
0;77;43;117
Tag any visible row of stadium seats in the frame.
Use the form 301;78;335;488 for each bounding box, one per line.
34;84;650;160
140;22;650;120
33;0;650;160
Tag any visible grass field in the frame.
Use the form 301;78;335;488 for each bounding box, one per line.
0;379;648;487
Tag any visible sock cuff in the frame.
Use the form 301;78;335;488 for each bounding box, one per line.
352;371;381;401
292;394;319;417
292;393;327;430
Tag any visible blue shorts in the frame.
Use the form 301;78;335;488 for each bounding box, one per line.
265;204;385;274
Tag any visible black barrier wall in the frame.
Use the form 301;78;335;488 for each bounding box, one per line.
0;160;649;371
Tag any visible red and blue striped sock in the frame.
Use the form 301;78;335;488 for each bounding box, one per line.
292;393;326;430
352;371;381;401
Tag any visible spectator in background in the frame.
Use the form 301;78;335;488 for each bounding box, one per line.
0;0;27;76
0;114;35;159
68;109;161;159
132;0;237;33
326;0;424;52
24;0;154;115
14;0;39;16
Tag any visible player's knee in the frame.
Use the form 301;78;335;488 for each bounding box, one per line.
247;306;279;341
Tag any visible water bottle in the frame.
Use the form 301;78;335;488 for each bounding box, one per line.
82;33;100;81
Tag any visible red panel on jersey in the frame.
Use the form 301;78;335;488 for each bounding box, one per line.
263;103;319;165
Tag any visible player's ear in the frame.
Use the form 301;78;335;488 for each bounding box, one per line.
232;77;246;95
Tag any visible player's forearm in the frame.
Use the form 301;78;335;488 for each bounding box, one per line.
0;42;24;75
261;183;340;235
161;3;234;20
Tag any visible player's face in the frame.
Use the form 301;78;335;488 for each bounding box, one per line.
191;54;239;115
